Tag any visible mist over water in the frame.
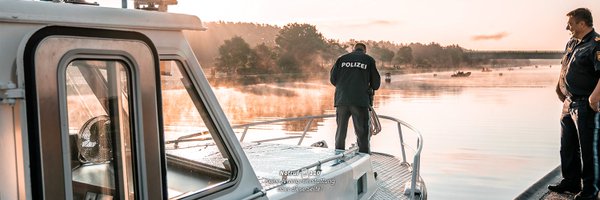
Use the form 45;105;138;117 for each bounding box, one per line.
212;64;562;199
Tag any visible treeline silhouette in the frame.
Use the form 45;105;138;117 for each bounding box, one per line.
183;21;502;85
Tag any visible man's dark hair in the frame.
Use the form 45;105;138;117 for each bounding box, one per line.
567;8;593;27
354;43;367;51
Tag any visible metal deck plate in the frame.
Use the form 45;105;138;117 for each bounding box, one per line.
370;152;424;200
541;192;575;200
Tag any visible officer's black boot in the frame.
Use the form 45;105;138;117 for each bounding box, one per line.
574;186;598;200
574;192;598;200
548;179;581;194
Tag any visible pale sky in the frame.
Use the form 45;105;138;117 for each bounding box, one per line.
94;0;600;51
165;0;600;51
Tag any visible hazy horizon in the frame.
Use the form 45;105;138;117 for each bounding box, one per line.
89;0;600;51
168;0;600;51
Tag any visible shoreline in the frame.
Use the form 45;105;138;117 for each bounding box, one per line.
207;63;559;87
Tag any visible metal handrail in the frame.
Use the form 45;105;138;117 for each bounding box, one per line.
231;114;424;199
233;114;336;144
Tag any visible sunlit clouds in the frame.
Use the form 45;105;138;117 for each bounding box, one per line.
326;19;401;28
471;32;509;41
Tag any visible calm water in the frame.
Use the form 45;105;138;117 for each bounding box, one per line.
212;65;563;200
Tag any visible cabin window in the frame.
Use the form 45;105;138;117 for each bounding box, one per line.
159;60;234;199
65;60;136;200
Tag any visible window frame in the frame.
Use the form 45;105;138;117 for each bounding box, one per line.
59;54;138;199
158;56;242;199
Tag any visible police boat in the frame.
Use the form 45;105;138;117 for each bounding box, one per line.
0;1;426;199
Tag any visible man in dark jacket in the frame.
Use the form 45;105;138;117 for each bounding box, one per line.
330;43;381;154
548;8;600;200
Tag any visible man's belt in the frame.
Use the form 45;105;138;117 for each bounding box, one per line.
568;96;589;101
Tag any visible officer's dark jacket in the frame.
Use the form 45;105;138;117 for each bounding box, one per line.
330;50;381;107
559;29;600;98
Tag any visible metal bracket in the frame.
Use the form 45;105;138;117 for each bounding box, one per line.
0;82;24;105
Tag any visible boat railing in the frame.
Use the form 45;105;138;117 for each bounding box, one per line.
231;114;424;199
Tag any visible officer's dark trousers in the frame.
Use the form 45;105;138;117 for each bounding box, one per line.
335;105;370;154
560;98;600;194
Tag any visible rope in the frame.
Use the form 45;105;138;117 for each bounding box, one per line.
369;106;382;135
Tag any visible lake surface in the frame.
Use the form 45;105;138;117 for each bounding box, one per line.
212;64;563;200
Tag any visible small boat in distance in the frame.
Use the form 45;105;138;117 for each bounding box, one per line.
385;72;392;83
451;71;471;77
482;67;493;72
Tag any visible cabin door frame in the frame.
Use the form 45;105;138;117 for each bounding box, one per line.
21;26;164;200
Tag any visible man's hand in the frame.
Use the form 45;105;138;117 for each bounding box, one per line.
590;81;600;112
556;83;566;102
589;97;600;112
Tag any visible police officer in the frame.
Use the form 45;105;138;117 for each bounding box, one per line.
330;43;380;154
549;8;600;200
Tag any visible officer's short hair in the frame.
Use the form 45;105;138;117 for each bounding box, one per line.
354;43;367;51
567;8;593;27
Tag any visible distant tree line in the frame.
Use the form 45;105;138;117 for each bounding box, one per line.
188;22;493;85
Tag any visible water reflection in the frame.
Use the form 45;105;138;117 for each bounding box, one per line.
213;82;333;131
210;65;563;199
